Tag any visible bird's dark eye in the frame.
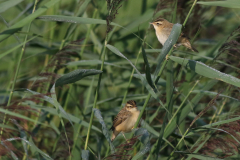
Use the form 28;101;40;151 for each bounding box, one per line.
156;23;160;26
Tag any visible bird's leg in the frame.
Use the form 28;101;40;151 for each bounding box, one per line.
121;132;128;141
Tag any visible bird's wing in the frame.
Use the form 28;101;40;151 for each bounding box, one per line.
162;27;172;37
112;109;132;129
163;28;190;40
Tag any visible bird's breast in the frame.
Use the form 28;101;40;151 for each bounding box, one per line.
115;110;140;133
156;32;168;46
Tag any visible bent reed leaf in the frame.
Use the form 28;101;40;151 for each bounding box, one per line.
94;109;115;153
2;138;53;160
55;69;102;87
24;88;74;127
142;46;155;89
38;15;121;26
197;0;240;9
0;0;23;13
169;56;240;88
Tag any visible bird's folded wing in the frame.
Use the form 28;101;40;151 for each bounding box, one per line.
112;109;132;128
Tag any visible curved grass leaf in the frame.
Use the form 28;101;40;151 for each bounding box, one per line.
1;141;18;160
38;15;121;26
169;56;240;88
94;109;115;153
28;103;101;133
0;0;23;13
142;46;155;89
66;60;127;69
25;88;73;127
153;24;182;79
106;44;168;112
56;69;102;87
0;107;46;125
0;124;17;131
184;153;224;160
188;127;240;144
197;0;240;9
0;35;37;59
50;84;73;126
10;119;28;158
191;90;240;102
0;0;61;42
2;138;53;160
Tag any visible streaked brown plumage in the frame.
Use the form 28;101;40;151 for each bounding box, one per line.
110;100;140;141
150;18;198;52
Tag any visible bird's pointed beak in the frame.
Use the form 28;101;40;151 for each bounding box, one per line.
149;22;153;25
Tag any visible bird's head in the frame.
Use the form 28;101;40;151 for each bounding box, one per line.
150;18;170;31
125;100;137;112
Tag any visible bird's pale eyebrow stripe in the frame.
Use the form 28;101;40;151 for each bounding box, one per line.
154;18;164;22
127;104;132;107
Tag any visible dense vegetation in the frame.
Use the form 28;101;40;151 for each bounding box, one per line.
0;0;240;159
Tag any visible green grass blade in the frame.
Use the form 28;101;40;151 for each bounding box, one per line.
191;90;240;102
0;35;37;59
94;109;115;153
24;88;74;127
0;0;61;42
55;69;102;87
0;124;17;131
11;119;28;158
0;0;23;13
28;104;101;133
197;0;240;9
142;46;155;88
66;60;127;68
169;56;240;88
81;150;90;160
38;15;121;26
0;107;47;126
1;140;18;160
185;153;224;160
3;138;53;160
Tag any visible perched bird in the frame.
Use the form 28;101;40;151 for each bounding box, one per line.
110;100;140;141
150;18;198;52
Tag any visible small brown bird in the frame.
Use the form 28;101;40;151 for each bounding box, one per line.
150;18;198;52
110;100;140;141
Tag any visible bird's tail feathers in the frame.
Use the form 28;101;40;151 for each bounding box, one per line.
184;42;199;53
191;46;199;53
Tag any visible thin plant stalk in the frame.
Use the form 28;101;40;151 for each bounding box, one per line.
183;0;198;27
84;39;108;150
